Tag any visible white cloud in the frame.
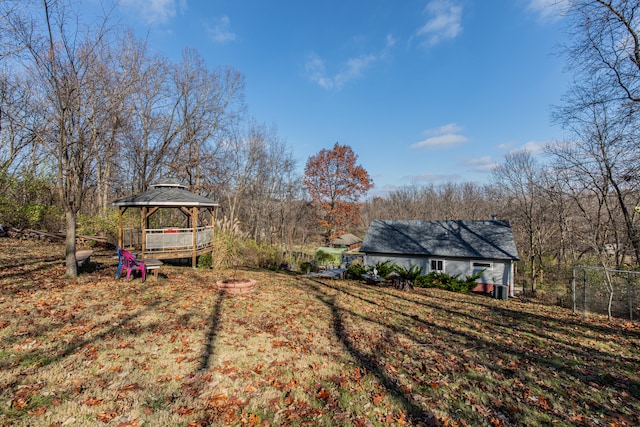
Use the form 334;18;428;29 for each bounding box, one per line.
497;141;516;150
411;123;469;149
208;15;236;44
305;35;395;90
426;123;463;136
526;0;569;22
509;140;546;155
415;0;463;47
120;0;186;26
385;34;397;49
464;156;499;172
414;134;468;148
305;54;334;90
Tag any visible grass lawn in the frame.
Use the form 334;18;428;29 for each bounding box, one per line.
1;239;640;426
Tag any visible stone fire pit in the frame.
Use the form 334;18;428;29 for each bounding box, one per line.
215;278;257;295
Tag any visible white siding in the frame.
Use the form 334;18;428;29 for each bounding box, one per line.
365;254;429;274
364;253;514;290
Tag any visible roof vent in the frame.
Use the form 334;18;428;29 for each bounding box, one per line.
151;178;187;189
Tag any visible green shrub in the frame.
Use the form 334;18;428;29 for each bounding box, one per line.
198;253;212;269
415;270;482;294
415;271;453;290
77;210;119;239
393;264;423;281
299;262;312;274
315;249;336;266
460;270;484;293
369;260;397;279
241;239;283;269
0;172;61;230
347;259;367;280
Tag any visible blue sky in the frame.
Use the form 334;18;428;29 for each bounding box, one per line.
99;0;570;196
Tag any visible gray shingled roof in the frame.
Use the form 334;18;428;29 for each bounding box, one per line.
111;180;219;208
331;233;362;247
360;220;519;260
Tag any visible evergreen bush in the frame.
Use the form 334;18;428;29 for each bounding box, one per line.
393;264;423;281
368;260;397;279
198;253;212;269
347;259;367;280
414;270;483;294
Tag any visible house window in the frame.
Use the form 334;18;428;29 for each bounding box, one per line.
472;261;493;271
430;259;444;272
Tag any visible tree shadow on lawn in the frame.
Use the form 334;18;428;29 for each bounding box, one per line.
300;277;640;424
0;251;116;295
347;281;640;380
374;283;640;343
196;291;225;371
0;256;62;272
1;283;164;385
425;289;640;339
301;278;437;425
0;258;67;289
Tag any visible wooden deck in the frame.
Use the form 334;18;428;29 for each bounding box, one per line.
140;245;213;260
119;226;215;267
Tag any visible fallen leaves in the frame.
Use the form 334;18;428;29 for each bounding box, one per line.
26;406;47;416
2;240;640;426
83;396;104;406
11;383;44;410
96;411;118;423
117;383;142;399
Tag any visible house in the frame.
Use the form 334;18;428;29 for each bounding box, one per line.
330;233;363;251
360;219;519;296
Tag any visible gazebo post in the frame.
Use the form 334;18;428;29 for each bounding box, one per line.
141;206;147;257
118;208;124;248
191;207;198;268
210;207;215;269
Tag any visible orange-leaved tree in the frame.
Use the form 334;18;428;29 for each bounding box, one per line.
303;142;373;243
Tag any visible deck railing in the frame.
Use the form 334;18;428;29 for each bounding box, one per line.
122;227;141;248
145;226;214;253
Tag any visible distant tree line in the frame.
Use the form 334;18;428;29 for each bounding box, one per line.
1;0;638;287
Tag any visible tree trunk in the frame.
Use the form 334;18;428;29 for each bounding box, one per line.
65;208;77;277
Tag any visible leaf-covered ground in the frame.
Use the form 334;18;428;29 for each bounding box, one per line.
1;239;639;426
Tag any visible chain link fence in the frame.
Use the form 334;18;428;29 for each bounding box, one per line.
572;266;640;320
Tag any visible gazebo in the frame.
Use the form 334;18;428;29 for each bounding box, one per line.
112;179;219;268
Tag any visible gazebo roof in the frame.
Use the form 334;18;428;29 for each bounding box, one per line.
112;179;219;208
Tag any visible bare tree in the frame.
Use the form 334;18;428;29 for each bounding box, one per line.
551;83;640;267
119;44;177;193
491;151;549;290
2;0;123;276
558;0;640;267
93;30;141;211
242;123;298;245
171;48;245;193
564;0;640;104
361;181;493;226
0;71;46;177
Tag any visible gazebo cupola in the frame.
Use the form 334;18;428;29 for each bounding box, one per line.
112;179;219;267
